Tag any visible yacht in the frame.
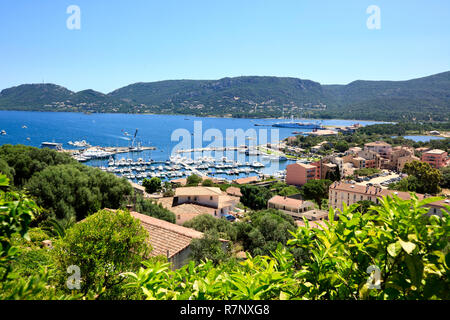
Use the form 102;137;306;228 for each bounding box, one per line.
251;161;265;168
1;130;6;135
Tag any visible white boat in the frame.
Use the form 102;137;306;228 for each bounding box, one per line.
251;161;265;168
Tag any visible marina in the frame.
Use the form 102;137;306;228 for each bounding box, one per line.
1;111;387;186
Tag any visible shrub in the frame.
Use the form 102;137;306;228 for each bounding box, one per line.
52;209;151;298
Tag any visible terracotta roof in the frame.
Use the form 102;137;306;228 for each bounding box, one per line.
175;186;223;196
268;195;308;209
233;176;259;185
226;186;242;197
288;163;316;170
130;211;203;258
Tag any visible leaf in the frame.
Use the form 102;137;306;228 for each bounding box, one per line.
387;241;402;257
398;238;416;254
279;291;290;300
405;254;423;288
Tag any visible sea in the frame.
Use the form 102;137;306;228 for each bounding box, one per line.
0;111;387;182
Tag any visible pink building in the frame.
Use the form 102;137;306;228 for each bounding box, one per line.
286;163;319;186
421;149;448;169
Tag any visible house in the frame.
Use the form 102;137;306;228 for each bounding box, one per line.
421;149;448;169
301;209;329;221
286;162;319;186
130;211;228;269
328;181;449;217
158;187;239;225
267;195;314;220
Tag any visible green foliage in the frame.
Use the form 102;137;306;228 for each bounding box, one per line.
0;175;38;273
53;209;151;298
278;186;300;197
439;166;450;189
0;158;15;183
0;144;76;187
133;195;176;223
142;177;161;194
240;185;273;210
124;195;449;300
183;214;237;241
235;209;296;257
25;164;132;221
3;73;450;121
189;231;230;265
201;179;214;187
354;168;381;177
300;179;332;209
186;174;202;186
401;161;442;194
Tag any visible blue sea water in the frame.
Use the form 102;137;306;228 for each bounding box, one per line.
402;135;445;143
0;111;386;181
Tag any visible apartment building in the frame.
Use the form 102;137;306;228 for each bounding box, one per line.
364;141;392;159
389;146;419;171
421;149;448;169
329;181;448;216
286;162;319;186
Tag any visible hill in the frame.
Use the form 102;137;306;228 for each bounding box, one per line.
0;72;449;121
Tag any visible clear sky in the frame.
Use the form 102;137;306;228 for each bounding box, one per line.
1;0;449;93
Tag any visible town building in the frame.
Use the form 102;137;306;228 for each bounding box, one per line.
286;162;319;186
130;211;228;269
328;181;448;217
267;195;315;220
421;149;448;169
388;146;419;171
158;187;239;225
364;141;392;159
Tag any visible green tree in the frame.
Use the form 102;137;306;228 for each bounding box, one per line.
240;185;273;210
133;195;176;223
53;209;151;298
142;177;162;194
300;179;332;208
25;164;132;221
183;214;237;241
278;186;300;197
335;140;349;153
439;166;450;189
201;179;214;187
402;161;442;194
186;174;202;186
189;230;230;265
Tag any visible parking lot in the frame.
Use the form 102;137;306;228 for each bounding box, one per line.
357;170;403;188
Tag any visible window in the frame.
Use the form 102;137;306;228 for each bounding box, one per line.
210;196;213;200
188;196;191;201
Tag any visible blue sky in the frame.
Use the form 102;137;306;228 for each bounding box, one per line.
1;0;449;93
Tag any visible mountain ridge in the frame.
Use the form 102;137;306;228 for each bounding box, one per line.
1;71;449;121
